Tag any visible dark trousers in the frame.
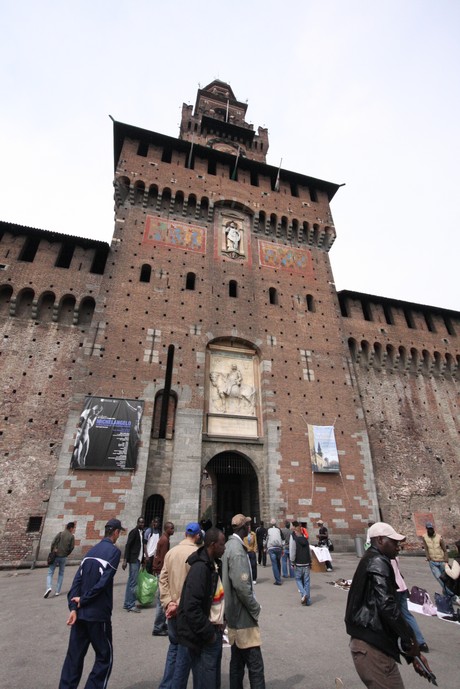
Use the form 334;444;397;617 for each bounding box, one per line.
190;628;223;689
59;619;113;689
248;551;257;582
229;645;265;689
257;545;266;567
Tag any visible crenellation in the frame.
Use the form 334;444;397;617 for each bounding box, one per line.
0;80;458;565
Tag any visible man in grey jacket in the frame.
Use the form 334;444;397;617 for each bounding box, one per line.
221;514;265;689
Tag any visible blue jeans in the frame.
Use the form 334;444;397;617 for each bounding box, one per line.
158;617;191;689
47;556;67;594
268;548;282;584
397;590;425;645
293;564;311;600
429;560;445;583
190;628;223;689
229;644;265;689
153;586;167;632
123;561;140;610
281;549;294;578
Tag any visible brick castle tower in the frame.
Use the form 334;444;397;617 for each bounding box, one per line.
0;80;458;564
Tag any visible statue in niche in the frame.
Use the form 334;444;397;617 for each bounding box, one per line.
223;220;244;259
209;363;256;415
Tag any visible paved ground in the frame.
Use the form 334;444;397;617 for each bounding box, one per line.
1;553;457;689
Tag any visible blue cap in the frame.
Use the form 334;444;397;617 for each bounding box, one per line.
105;518;126;531
425;522;434;529
186;522;201;536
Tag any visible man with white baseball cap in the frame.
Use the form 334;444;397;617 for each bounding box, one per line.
345;522;434;688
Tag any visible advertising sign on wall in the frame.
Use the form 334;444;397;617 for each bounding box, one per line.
70;397;144;470
308;425;340;473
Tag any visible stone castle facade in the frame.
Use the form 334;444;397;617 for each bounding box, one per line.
0;81;458;566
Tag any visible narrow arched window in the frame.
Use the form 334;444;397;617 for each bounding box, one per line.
78;297;96;326
140;264;151;283
269;287;278;305
186;272;196;290
229;280;238;298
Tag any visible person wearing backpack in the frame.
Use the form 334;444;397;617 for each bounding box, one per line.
145;517;161;572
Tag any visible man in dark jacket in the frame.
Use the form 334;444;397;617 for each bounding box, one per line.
122;516;145;612
255;521;267;567
345;521;432;688
44;521;76;598
58;518;125;689
289;521;312;605
177;527;226;689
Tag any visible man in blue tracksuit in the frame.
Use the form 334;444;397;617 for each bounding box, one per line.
58;518;125;689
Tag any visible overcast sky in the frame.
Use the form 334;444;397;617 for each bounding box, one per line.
2;1;459;310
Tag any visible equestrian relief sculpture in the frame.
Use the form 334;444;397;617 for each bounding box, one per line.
209;364;256;415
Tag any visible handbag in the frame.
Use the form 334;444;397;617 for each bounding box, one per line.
434;592;455;616
327;538;334;552
47;551;56;565
409;585;427;606
421;592;437;616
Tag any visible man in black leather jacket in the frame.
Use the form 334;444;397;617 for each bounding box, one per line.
345;522;431;688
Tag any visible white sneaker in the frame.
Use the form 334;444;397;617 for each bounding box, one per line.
55;592;61;597
44;588;52;599
253;581;257;585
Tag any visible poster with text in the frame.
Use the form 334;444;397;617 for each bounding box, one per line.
70;397;144;470
308;425;340;473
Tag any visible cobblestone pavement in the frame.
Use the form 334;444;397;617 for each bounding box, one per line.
1;553;457;688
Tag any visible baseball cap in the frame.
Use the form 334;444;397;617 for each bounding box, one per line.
367;522;405;541
425;522;434;529
232;514;251;528
105;518;126;531
185;522;201;536
317;520;324;525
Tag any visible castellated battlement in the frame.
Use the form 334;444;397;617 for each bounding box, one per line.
0;81;459;567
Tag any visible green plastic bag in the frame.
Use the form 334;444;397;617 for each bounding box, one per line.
135;568;158;606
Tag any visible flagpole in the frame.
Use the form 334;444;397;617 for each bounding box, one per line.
231;145;241;180
274;158;282;191
187;135;195;169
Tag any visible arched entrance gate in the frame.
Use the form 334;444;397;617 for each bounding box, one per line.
202;451;260;534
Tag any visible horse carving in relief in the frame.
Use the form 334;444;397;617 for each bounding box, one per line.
209;371;256;414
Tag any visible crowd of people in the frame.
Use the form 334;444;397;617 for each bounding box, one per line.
49;514;460;689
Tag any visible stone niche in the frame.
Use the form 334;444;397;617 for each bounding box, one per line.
206;343;260;439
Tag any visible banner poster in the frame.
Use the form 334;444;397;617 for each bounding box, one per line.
70;397;144;470
308;425;340;473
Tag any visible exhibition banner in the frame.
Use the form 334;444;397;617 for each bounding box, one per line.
308;425;340;473
70;397;143;470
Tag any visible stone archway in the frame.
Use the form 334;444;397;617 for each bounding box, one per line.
203;452;260;535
